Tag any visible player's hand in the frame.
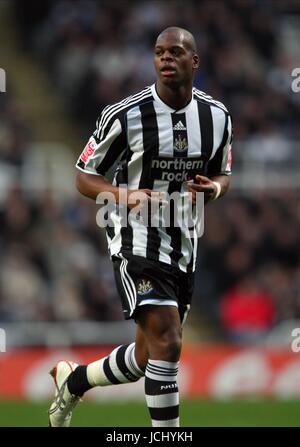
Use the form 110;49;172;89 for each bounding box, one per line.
125;188;167;210
186;175;217;204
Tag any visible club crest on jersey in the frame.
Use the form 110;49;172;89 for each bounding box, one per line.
174;135;188;152
137;279;153;295
81;137;97;163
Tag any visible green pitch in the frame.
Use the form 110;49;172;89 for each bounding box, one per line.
0;399;299;427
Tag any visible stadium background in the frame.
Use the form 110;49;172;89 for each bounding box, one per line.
1;0;300;426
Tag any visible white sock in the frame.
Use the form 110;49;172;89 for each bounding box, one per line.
145;359;180;427
86;342;144;387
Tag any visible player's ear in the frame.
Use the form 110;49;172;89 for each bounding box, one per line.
192;54;199;69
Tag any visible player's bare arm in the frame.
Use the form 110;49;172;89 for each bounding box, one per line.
76;171;166;209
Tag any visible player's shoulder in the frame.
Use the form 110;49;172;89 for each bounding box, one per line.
193;87;229;114
99;85;153;121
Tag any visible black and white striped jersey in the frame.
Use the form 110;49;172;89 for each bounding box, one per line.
76;83;233;273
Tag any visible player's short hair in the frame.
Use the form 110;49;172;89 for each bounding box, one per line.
156;27;197;54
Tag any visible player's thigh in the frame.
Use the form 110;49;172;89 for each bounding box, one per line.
136;304;182;343
136;305;182;360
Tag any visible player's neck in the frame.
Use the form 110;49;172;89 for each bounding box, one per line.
155;81;193;111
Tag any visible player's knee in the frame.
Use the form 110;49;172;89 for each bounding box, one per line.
164;336;182;361
150;327;182;361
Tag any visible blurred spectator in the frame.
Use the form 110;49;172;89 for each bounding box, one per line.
220;276;276;344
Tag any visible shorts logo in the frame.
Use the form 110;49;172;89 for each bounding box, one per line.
80;137;97;163
174;135;188;152
137;279;153;295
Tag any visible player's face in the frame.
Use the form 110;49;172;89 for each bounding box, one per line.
154;33;199;87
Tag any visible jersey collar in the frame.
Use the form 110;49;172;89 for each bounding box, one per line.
151;83;194;113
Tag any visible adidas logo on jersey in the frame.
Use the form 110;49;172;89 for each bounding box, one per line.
173;120;186;131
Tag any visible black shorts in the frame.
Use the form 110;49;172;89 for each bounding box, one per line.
112;254;194;323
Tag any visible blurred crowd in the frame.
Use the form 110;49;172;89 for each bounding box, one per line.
196;194;300;342
0;0;299;342
13;0;300;149
0;95;122;322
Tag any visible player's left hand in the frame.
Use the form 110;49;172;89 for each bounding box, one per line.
187;175;217;204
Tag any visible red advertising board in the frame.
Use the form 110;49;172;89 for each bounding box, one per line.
1;345;300;400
